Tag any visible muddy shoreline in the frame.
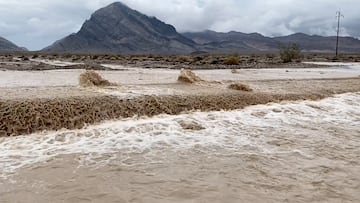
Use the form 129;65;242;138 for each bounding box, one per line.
0;54;332;71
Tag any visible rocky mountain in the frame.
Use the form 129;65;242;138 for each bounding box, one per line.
0;36;26;52
184;31;360;53
274;33;360;53
43;2;360;54
183;30;278;53
43;2;196;54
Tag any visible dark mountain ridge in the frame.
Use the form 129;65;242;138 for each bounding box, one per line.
43;2;360;54
183;30;360;53
0;36;26;52
44;2;196;54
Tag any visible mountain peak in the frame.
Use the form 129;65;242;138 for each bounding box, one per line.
108;1;128;7
95;1;131;13
43;2;196;54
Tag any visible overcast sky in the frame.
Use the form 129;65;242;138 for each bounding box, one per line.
0;0;359;50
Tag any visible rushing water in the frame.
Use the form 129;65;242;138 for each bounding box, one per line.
0;92;359;202
1;62;360;88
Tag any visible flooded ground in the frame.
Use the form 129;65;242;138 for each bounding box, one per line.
1;61;360;202
0;92;359;202
1;62;360;88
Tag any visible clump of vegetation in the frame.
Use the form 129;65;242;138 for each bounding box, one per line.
228;82;253;92
91;55;99;60
177;56;190;63
192;56;204;62
265;53;275;60
279;43;302;63
224;55;240;65
31;54;39;59
178;69;203;83
79;71;116;87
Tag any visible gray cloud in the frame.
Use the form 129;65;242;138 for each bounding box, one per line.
0;0;359;50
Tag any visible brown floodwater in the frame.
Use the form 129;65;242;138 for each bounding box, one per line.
0;92;359;202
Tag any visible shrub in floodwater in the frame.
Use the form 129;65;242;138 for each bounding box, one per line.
178;69;203;83
79;70;115;87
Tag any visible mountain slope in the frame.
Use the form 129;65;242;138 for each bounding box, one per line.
274;33;360;53
44;2;196;54
185;31;360;53
183;30;278;52
0;36;26;52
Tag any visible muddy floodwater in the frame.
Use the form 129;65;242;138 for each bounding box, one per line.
1;63;360;88
0;92;359;203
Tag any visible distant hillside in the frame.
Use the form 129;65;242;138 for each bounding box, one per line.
184;31;360;53
0;36;26;52
43;2;196;54
183;30;278;53
273;33;360;53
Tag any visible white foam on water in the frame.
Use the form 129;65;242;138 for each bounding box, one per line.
0;92;359;179
101;64;131;70
30;59;83;67
95;86;185;97
303;61;360;67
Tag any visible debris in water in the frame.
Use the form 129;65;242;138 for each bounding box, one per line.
228;82;253;92
177;120;205;131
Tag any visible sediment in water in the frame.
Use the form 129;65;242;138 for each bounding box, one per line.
0;93;326;137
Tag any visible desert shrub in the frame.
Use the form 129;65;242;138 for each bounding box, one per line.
178;69;203;83
210;59;220;64
79;71;115;87
279;43;302;63
248;58;256;63
224;55;240;65
91;55;99;60
266;53;275;60
192;56;203;62
177;56;190;63
63;53;72;58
